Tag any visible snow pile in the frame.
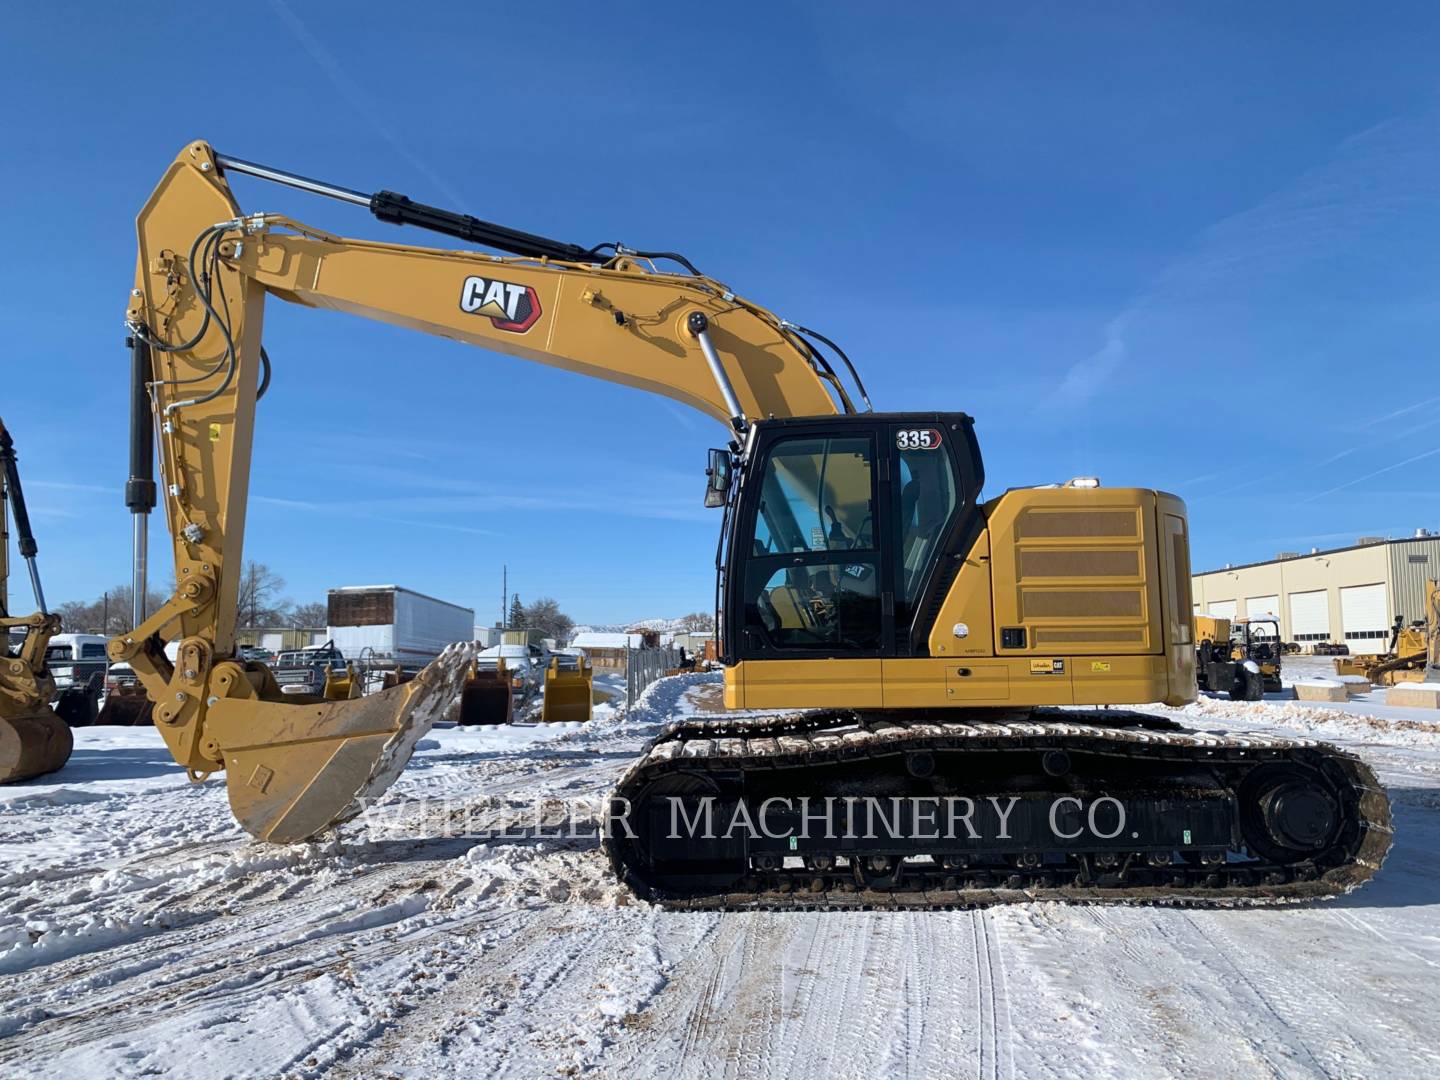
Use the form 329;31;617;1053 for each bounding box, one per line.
1179;694;1440;747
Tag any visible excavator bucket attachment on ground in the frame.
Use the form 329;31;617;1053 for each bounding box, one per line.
323;663;363;700
96;685;155;726
542;655;593;723
208;643;474;843
382;666;414;690
53;679;101;727
459;658;513;726
0;706;73;785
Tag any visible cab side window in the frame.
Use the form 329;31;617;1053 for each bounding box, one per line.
896;444;958;618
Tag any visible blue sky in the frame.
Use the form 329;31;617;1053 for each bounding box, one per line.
4;2;1440;626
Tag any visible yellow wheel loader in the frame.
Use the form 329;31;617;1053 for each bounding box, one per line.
99;142;1387;902
1;419;74;783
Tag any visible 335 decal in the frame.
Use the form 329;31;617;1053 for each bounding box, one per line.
896;428;942;450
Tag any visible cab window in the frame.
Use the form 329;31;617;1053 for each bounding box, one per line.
751;437;874;556
744;436;881;652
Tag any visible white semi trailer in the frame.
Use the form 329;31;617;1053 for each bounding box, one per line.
327;585;475;664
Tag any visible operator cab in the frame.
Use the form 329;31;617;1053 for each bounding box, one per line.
1233;617;1280;661
715;413;983;662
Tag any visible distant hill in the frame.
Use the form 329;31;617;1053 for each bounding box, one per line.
572;616;710;635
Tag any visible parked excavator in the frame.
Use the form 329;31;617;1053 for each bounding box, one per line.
1;418;75;783
89;141;1386;903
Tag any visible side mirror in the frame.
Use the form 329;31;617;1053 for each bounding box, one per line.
703;448;732;508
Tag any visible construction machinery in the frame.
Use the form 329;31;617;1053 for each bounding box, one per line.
92;141;1386;903
1333;595;1435;686
1;419;74;783
542;654;594;723
1194;614;1282;700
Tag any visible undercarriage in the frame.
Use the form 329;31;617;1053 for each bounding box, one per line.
605;709;1391;909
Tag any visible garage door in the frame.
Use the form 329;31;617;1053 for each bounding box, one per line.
1340;583;1389;652
1289;590;1330;645
1208;600;1237;620
1246;594;1280;620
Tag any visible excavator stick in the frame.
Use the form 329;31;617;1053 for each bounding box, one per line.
458;658;513;726
542;655;593;723
205;642;474;842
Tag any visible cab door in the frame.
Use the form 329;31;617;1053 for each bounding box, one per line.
728;424;890;705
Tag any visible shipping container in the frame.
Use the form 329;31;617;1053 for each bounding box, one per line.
327;585;475;662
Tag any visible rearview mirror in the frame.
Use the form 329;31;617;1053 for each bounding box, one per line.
704;448;732;508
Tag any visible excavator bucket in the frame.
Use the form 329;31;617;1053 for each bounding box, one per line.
382;665;414;690
209;643;474;843
323;663;363;700
96;684;155;726
458;658;513;725
542;655;593;723
0;705;73;785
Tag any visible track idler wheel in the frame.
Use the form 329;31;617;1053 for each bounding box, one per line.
0;706;73;784
1240;764;1342;863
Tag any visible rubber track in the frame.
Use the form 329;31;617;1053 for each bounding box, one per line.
604;709;1392;910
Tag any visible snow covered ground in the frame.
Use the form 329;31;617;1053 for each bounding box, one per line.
2;671;1439;1079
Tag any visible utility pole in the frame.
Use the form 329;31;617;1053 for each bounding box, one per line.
501;564;508;629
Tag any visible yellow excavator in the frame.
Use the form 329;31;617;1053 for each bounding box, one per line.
91;142;1387;904
1;419;74;783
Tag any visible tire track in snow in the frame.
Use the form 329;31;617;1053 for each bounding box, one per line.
1183;911;1350;1079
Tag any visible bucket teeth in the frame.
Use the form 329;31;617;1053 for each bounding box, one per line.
216;642;476;843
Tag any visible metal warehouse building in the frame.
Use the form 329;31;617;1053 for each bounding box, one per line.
1191;532;1440;653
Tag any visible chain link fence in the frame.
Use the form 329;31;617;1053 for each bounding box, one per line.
625;646;681;708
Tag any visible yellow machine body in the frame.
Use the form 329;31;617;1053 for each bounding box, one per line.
726;487;1195;710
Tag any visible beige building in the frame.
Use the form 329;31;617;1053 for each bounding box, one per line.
1192;532;1440;652
234;626;327;653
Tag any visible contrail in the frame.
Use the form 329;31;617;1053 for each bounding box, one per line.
1353;393;1440;432
1299;445;1440;504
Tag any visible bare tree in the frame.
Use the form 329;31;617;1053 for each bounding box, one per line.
237;561;290;628
290;601;328;628
678;611;716;632
55;584;168;635
522;597;574;645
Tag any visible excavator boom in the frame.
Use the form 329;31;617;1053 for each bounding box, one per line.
115;141;852;842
